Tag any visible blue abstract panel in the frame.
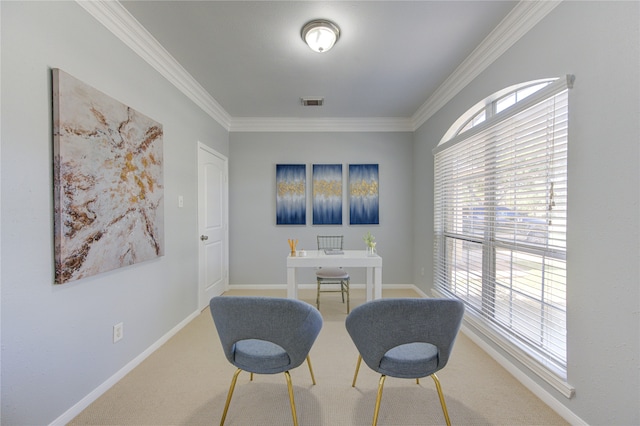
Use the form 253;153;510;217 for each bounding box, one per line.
276;164;306;225
349;164;379;225
313;164;342;225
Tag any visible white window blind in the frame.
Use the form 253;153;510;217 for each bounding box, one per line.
434;76;572;389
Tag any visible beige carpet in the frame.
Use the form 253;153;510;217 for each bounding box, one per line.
70;289;568;425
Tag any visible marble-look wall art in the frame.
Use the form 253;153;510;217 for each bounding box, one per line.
52;69;164;284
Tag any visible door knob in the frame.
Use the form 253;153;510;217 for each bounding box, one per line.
200;235;209;241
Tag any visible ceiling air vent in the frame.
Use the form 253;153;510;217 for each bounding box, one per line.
301;97;324;107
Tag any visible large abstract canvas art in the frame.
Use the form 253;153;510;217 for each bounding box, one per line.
52;69;164;284
349;164;379;225
313;164;342;225
276;164;306;225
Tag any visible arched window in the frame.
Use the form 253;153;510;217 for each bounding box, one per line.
440;78;555;143
433;76;574;396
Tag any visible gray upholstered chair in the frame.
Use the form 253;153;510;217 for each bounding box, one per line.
316;235;350;313
345;298;465;426
209;296;323;426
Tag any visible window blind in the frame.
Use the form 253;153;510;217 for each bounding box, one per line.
434;76;571;387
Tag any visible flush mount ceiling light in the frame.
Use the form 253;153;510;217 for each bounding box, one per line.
301;19;340;53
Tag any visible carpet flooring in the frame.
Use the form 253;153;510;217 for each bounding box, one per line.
69;288;568;425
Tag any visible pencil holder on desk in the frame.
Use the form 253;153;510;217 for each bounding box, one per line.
288;239;298;256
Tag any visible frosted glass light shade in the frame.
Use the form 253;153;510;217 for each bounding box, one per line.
301;20;340;53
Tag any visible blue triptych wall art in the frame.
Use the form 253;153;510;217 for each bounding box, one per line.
276;164;306;225
313;164;342;225
349;164;379;225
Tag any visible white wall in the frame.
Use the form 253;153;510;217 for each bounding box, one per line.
413;2;639;424
228;131;414;287
1;2;228;424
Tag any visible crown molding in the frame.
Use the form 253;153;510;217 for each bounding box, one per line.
229;117;414;133
76;0;232;130
78;0;561;133
411;0;562;130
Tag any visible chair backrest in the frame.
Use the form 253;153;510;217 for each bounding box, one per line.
317;235;343;250
210;296;323;370
345;298;464;374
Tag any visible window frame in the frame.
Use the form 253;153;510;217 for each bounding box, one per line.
433;76;575;398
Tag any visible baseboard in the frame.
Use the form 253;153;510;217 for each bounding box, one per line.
459;325;587;425
49;309;201;426
410;285;430;298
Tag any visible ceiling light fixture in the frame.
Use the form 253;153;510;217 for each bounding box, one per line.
301;19;340;53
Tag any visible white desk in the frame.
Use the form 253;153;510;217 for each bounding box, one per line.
287;250;382;301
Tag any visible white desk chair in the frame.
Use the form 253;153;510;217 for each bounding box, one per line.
316;235;350;313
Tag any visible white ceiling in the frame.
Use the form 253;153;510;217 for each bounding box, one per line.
119;1;518;124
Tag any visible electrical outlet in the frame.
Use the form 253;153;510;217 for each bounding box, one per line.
178;195;184;208
113;322;124;343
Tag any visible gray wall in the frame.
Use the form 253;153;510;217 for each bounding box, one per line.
413;2;639;424
1;2;228;424
228;131;414;287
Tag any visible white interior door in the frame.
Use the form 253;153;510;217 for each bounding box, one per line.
198;143;228;310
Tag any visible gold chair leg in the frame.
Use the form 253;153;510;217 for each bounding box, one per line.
250;372;254;381
345;280;350;313
431;373;452;426
306;355;317;385
284;371;299;426
416;378;420;384
352;355;363;387
372;375;387;426
220;368;242;426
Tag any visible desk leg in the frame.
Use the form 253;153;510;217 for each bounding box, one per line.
287;267;297;299
374;266;382;300
366;267;374;301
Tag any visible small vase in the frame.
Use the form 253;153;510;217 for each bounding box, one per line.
366;246;376;256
